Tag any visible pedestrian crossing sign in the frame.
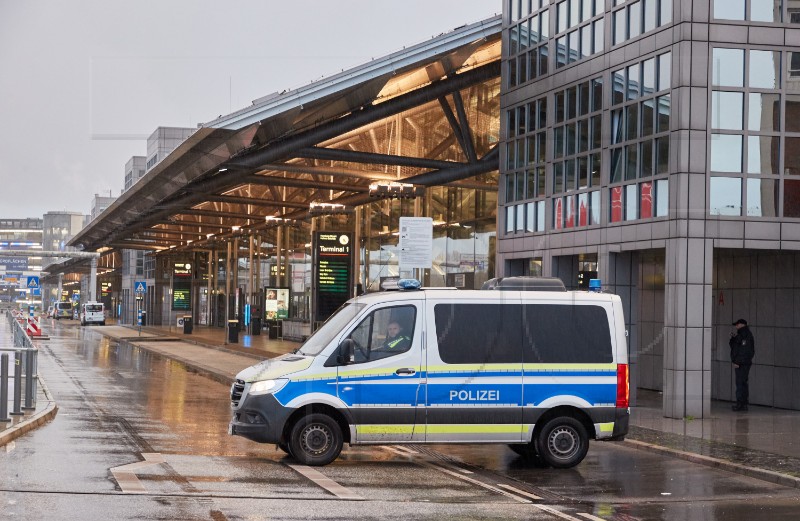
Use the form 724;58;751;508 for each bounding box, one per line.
134;281;147;294
27;276;40;288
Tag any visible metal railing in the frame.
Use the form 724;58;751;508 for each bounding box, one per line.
1;312;39;422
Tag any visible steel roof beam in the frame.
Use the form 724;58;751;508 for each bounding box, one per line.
242;174;369;193
181;209;259;220
260;163;397;181
202;194;312;209
294;147;457;170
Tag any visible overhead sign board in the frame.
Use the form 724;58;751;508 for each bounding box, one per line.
398;217;433;269
0;257;27;270
313;232;352;322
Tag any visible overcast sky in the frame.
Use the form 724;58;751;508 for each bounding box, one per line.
0;0;498;219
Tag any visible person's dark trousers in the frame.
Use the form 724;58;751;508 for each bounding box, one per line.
734;364;752;410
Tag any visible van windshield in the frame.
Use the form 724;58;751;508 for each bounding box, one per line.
297;303;366;356
57;303;71;310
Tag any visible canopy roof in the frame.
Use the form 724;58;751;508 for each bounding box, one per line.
69;16;502;255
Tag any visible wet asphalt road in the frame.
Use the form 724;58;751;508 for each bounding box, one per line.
1;322;799;520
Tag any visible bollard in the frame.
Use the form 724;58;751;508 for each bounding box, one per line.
23;349;35;410
11;351;22;416
1;353;10;422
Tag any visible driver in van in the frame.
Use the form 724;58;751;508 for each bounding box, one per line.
377;321;411;352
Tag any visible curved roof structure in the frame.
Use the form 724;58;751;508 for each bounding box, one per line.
69;16;502;254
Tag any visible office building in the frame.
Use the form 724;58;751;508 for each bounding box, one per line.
499;0;800;416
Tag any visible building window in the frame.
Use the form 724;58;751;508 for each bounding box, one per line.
609;52;671;223
504;96;548;235
710;47;782;216
710;177;743;215
612;0;672;47
554;0;605;69
713;0;783;22
506;1;550;87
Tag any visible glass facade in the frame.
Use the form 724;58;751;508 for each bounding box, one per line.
708;45;800;218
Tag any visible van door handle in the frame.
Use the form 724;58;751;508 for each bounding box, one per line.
396;368;416;376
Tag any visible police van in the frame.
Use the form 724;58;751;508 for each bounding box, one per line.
229;277;629;467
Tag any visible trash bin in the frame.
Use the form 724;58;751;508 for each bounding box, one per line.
141;311;147;326
183;315;193;334
268;320;278;339
251;316;261;336
228;319;239;343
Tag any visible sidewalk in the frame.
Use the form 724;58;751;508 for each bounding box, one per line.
4;320;800;489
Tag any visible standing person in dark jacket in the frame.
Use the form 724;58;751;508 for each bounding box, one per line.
729;318;755;411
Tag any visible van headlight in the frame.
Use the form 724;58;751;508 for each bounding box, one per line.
248;379;287;396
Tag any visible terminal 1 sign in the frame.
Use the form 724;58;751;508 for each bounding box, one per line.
313;232;352;322
172;262;192;310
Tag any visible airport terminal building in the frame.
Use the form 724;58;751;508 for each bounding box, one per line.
499;0;800;416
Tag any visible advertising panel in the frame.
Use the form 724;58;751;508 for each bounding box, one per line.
265;287;290;320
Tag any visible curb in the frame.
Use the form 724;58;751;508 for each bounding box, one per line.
624;439;800;489
0;374;58;447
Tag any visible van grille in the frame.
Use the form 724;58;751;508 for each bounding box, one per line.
231;379;245;407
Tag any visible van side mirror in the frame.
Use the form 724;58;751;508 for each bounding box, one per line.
337;339;355;365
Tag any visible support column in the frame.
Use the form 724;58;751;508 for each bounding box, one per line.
663;237;713;418
89;258;98;301
276;226;283;288
249;235;255;333
206;250;213;326
225;241;232;344
354;207;362;290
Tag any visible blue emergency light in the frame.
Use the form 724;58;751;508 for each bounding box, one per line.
588;279;602;292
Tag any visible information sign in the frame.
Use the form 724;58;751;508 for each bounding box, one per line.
398;217;433;269
313;232;352;322
172;262;192;311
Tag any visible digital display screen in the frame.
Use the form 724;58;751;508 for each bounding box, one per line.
314;232;352;322
172;262;192;311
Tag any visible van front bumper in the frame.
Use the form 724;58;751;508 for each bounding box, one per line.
229;393;293;444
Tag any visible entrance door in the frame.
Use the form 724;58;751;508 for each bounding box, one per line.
336;303;423;442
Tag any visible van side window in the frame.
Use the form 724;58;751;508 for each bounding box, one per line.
523;304;612;363
434;304;522;364
346;305;416;364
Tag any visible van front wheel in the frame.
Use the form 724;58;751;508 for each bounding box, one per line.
536;416;589;469
288;413;343;466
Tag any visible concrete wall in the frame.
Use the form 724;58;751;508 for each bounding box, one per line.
713;249;800;410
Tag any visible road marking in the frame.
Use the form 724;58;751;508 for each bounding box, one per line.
287;464;364;500
110;452;165;494
496;483;542;500
576;513;608;521
533;504;586;520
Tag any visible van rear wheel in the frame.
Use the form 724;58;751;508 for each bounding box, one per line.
535;416;589;469
288;413;343;466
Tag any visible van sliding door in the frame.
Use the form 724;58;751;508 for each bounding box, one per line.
424;299;524;443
